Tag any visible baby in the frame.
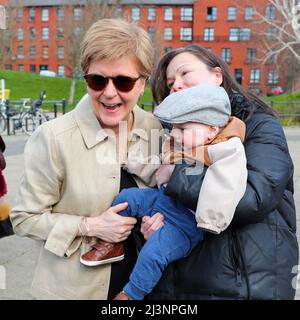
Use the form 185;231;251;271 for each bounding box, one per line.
80;84;247;300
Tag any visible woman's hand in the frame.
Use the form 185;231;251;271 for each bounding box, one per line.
155;164;175;187
140;212;164;240
85;202;137;243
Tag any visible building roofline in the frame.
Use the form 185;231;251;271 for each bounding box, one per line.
10;0;194;7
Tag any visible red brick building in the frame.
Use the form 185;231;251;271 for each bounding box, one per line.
0;0;286;94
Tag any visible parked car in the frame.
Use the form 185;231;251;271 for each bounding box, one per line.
267;86;284;96
40;70;56;77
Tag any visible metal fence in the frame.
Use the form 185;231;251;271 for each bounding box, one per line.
141;100;300;120
269;101;300;118
1;98;66;135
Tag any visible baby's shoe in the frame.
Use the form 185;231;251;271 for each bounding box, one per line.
80;240;124;267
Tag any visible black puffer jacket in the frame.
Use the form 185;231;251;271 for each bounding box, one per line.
147;96;298;300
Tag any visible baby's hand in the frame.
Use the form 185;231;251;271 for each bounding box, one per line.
155;164;175;188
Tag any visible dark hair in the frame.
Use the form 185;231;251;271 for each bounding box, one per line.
151;45;276;120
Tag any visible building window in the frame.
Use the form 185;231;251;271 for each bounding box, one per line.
18;64;24;72
29;46;36;59
57;7;64;20
250;69;260;83
265;4;276;20
114;7;122;17
42;8;49;21
164;47;172;53
148;7;156;21
268;70;279;84
30;64;36;73
235;69;243;84
164;8;173;21
132;7;140;21
40;65;48;71
29;27;36;40
204;28;214;41
17;46;24;59
180;28;192;41
29;8;35;21
73;7;82;20
229;28;251;41
266;51;277;64
5;64;12;70
164;27;173;40
42;27;49;40
245;6;254;20
227;6;237;20
246;48;256;63
16;8;23;21
207;7;217;21
266;27;278;40
74;27;82;37
148;27;156;42
221;48;231;63
42;46;49;59
58;65;65;77
181;8;193;21
57;28;64;40
205;48;212;52
17;28;24;40
57;47;65;59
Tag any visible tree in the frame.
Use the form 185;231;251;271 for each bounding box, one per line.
0;1;23;69
60;0;121;105
250;0;300;63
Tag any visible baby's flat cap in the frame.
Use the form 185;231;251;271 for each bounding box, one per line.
153;84;231;127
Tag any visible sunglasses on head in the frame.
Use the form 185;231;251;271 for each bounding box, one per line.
83;74;142;92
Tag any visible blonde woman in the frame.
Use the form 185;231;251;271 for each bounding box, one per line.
11;18;162;300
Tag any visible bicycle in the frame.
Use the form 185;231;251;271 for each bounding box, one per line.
0;91;49;135
21;91;49;135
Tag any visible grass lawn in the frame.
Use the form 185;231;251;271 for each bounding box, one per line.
1;70;299;124
0;70;153;111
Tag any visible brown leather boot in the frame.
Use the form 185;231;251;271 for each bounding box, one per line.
80;240;124;267
114;291;132;300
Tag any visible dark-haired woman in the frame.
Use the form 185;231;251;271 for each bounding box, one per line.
143;45;298;300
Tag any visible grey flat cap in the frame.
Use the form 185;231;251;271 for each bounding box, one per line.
153;84;231;127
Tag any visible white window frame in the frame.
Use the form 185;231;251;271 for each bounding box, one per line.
42;46;49;59
164;27;173;40
181;7;193;21
207;7;217;21
148;7;156;21
29;27;36;40
164;8;173;21
17;46;24;59
73;7;82;20
132;7;140;21
228;6;237;20
250;69;260;83
245;6;254;20
268;70;279;84
247;48;256;63
265;4;276;20
221;48;231;63
180;27;192;41
17;28;24;40
42;27;49;40
204;28;214;41
41;8;49;22
29;46;36;59
58;65;65;77
57;7;64;20
57;47;65;59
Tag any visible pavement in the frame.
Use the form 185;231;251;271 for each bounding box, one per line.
0;127;299;300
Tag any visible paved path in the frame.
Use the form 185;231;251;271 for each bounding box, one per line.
0;127;299;300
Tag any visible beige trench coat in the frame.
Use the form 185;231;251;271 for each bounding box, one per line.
10;94;162;299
